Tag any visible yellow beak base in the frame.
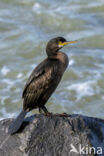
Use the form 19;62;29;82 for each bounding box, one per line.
58;40;77;47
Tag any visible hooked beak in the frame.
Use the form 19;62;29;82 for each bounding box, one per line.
58;40;77;47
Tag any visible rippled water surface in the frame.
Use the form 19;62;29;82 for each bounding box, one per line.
0;0;104;119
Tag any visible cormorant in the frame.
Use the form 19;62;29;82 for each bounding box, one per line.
8;37;77;134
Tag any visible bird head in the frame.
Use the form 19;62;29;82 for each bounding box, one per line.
46;37;77;57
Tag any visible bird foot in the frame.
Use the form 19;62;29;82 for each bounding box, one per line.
44;112;53;117
54;113;70;117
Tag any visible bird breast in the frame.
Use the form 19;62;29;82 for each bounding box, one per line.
56;52;69;73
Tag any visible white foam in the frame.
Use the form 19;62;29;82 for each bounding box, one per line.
1;96;10;105
26;64;37;78
12;99;19;103
66;27;104;40
73;110;83;115
34;3;41;9
1;108;16;119
102;96;104;100
14;88;21;93
67;81;96;101
88;1;104;8
69;59;75;66
2;78;14;85
33;3;41;14
31;64;37;69
1;66;10;76
17;73;23;78
95;63;104;69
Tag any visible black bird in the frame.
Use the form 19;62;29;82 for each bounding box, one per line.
8;37;77;134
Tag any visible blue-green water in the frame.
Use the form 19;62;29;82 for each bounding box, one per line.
0;0;104;119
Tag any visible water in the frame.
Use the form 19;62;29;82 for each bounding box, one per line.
0;0;104;119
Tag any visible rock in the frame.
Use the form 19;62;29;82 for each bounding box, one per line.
0;114;104;156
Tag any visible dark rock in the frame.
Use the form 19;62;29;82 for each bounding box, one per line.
0;114;104;156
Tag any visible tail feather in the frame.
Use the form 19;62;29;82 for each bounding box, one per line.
8;110;27;135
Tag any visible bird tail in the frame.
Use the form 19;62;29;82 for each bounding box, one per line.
8;110;27;135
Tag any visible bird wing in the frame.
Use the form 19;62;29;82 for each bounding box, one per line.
22;59;48;98
22;59;58;98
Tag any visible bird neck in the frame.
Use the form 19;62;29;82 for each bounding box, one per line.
48;52;69;69
46;46;59;57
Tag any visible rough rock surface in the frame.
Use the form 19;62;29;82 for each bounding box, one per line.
0;114;104;156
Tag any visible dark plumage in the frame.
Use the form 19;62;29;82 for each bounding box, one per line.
8;37;77;134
